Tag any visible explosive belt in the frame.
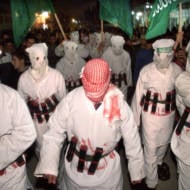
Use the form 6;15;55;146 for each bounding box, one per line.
111;73;127;87
175;107;190;135
27;94;59;123
66;79;82;92
0;155;25;176
66;136;110;175
140;90;176;114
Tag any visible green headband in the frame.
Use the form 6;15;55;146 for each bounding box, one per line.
157;47;173;53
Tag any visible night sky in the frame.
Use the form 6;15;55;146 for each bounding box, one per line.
53;0;97;18
0;0;154;19
52;0;153;18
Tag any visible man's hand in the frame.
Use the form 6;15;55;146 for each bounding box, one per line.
131;179;142;184
43;174;57;184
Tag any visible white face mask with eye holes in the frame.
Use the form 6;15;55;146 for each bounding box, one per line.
63;41;78;61
111;43;123;55
26;43;48;80
70;31;79;44
110;35;125;56
153;49;173;72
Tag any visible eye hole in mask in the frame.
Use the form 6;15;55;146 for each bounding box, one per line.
157;47;172;54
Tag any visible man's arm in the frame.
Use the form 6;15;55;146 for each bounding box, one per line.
0;90;36;169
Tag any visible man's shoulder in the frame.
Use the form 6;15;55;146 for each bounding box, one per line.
0;83;19;98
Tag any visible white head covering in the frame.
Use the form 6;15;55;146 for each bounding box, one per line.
63;40;78;60
70;31;79;44
26;43;48;80
110;35;125;55
81;58;111;103
153;39;174;53
152;39;174;70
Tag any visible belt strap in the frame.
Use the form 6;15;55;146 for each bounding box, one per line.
0;169;5;176
75;148;110;161
0;155;25;176
176;107;190;135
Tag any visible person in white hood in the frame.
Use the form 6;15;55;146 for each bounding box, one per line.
131;38;182;190
171;42;190;190
56;40;86;92
102;35;132;100
34;58;145;190
55;31;89;60
0;83;36;190
18;43;66;156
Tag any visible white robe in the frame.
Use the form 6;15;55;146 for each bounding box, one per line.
55;43;89;59
102;47;132;98
18;67;66;154
0;84;36;190
171;72;190;190
56;54;85;81
131;62;181;188
131;62;182;147
131;62;182;188
56;53;85;92
35;87;145;190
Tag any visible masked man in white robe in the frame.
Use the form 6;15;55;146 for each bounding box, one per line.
102;35;132;100
0;83;36;190
171;44;190;190
55;31;89;60
131;39;182;190
18;43;66;156
34;58;145;190
56;40;86;92
89;32;105;59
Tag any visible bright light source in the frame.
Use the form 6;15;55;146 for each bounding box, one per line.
41;11;49;19
72;18;78;24
34;11;50;29
136;12;142;21
42;23;48;30
131;11;135;15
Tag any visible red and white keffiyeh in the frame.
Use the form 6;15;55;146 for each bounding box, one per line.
81;58;111;103
81;59;123;122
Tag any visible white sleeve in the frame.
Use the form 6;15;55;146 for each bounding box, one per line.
34;97;69;177
126;54;132;87
55;44;65;57
131;74;143;127
0;92;36;170
17;76;27;100
56;71;67;99
120;102;145;181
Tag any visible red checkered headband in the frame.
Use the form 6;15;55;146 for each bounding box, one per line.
81;59;111;103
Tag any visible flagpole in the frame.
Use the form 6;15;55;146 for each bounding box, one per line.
54;13;67;40
100;20;105;41
178;3;182;48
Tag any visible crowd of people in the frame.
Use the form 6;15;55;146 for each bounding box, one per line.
0;24;190;190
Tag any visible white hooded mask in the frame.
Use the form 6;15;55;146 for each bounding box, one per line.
63;40;78;61
104;32;112;49
70;31;79;44
110;35;125;55
26;43;48;80
153;39;174;71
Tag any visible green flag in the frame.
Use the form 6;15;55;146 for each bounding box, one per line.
11;0;55;47
99;0;133;38
145;0;179;40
